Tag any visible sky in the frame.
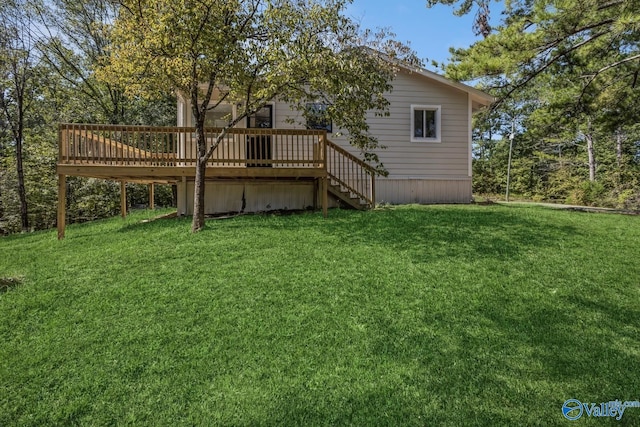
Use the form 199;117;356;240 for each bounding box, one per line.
345;0;483;70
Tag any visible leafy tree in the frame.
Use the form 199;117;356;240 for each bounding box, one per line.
0;0;43;231
0;0;181;234
433;0;640;206
99;0;413;232
0;48;69;234
33;0;125;124
33;0;178;125
432;0;640;105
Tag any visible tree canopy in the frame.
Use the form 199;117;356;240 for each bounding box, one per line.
0;0;177;234
431;0;640;109
431;0;640;205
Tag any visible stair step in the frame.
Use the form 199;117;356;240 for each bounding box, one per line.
327;183;369;210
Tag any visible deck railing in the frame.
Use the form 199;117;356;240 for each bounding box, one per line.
58;123;376;209
326;140;376;207
58;124;327;168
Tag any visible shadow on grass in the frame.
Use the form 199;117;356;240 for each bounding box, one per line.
53;210;179;240
117;205;579;264
362;209;560;258
318;205;579;263
116;215;192;234
0;276;23;293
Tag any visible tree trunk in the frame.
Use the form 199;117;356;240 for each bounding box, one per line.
191;126;207;232
192;158;207;232
585;132;596;182
0;177;4;228
15;109;28;231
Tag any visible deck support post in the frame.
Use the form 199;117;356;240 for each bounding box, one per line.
120;181;127;218
321;133;328;218
148;183;155;210
313;179;319;210
322;176;328;218
180;177;187;216
57;174;66;240
371;174;376;208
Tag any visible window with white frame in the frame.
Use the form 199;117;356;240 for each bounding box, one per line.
411;105;441;142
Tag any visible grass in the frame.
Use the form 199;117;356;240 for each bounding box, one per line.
1;205;639;426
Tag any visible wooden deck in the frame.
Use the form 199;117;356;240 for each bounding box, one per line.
57;124;376;238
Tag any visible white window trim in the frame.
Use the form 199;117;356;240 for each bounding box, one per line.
410;104;441;143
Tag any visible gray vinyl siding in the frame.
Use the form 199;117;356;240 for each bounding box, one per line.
376;178;472;205
328;69;471;179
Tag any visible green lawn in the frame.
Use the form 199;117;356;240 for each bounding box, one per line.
1;205;639;426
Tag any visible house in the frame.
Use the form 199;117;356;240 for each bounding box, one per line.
55;62;493;238
173;63;494;215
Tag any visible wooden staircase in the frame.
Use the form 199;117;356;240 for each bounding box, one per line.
328;182;368;210
326;140;376;210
